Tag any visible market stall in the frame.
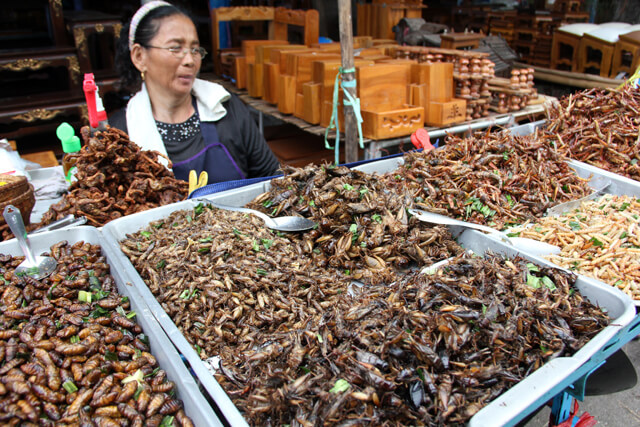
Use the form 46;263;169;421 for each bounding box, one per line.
1;1;640;426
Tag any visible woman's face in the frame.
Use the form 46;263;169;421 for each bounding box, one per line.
139;14;201;99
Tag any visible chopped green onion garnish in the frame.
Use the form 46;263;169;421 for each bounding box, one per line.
78;291;91;303
122;369;144;385
63;380;78;393
329;379;350;393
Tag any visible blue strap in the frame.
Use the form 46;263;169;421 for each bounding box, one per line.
324;66;365;165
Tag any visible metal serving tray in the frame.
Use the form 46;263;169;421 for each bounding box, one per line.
0;227;221;427
100;191;636;427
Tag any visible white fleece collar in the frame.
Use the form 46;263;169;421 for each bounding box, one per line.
125;78;230;166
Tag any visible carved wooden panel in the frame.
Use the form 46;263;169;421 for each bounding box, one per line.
361;106;424;140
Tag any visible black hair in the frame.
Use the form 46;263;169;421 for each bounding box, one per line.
115;4;193;90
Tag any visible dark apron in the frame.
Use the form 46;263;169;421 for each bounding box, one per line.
171;121;246;183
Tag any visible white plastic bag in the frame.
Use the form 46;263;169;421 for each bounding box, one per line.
0;139;41;175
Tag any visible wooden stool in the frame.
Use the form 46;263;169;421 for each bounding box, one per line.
611;30;640;77
578;28;626;77
551;30;582;71
440;33;485;50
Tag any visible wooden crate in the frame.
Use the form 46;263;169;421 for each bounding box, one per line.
411;62;454;103
357;63;412;111
361;105;424;139
356;62;424;139
426;99;466;127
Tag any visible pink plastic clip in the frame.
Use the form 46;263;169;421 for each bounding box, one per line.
410;128;435;151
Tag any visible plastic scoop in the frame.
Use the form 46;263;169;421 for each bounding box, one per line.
3;205;57;280
202;200;317;232
408;208;561;256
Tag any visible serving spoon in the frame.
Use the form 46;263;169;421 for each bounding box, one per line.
3;205;57;280
408;208;561;256
200;200;316;232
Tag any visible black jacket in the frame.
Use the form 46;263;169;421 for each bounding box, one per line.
109;93;281;179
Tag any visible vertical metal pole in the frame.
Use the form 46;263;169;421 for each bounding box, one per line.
338;0;358;163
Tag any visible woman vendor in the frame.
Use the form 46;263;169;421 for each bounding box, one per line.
111;1;281;183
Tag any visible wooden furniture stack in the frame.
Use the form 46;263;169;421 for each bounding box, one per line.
210;6;319;78
227;38;429;140
512;13;556;68
484;4;589;70
356;0;424;40
487;10;517;44
0;0;86;144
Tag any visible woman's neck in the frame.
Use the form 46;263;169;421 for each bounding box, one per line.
147;86;194;124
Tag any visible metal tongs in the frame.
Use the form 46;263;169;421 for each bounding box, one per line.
30;215;87;235
408;208;561;256
545;178;611;217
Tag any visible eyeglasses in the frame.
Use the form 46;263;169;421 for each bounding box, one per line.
145;45;207;60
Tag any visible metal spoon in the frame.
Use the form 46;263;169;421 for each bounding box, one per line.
202;200;316;232
408;208;561;256
3;205;57;280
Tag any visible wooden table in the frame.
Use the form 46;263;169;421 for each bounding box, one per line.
8;140;59;168
440;33;485;50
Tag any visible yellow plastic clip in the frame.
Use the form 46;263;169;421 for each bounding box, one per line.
188;170;208;194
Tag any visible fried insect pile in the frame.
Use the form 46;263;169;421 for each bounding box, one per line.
245;164;462;284
39;127;188;227
121;205;610;426
120;204;462;361
510;195;640;301
0;241;193;426
389;132;593;229
544;85;640;181
220;253;608;426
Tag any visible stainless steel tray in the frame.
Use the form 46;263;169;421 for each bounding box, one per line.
0;227;221;427
100;193;636;427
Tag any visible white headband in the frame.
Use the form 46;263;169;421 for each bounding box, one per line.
128;1;172;50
